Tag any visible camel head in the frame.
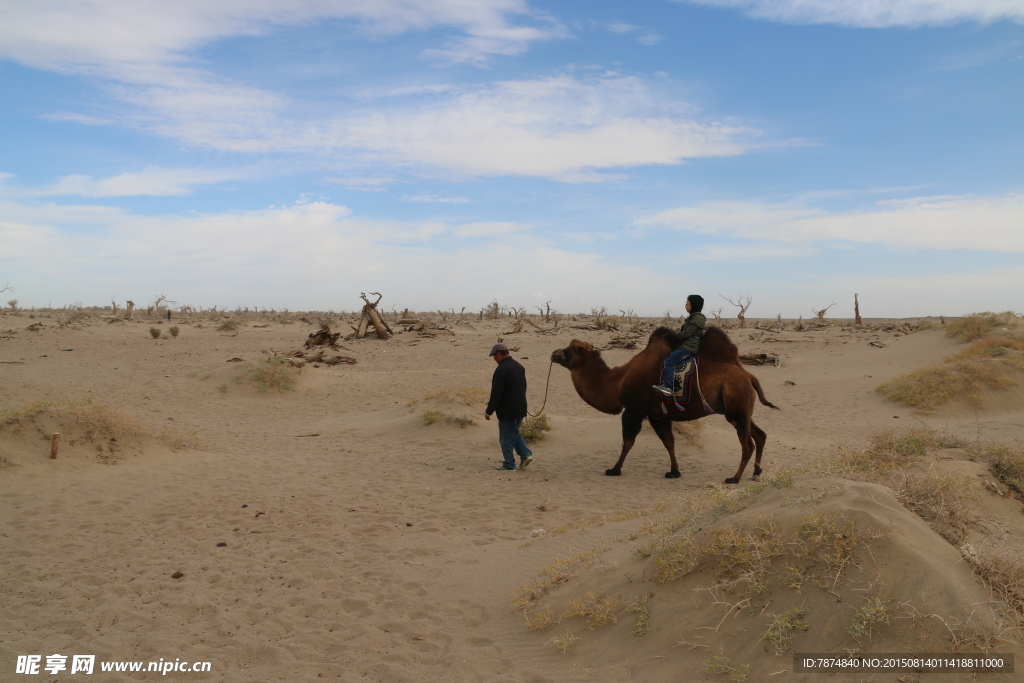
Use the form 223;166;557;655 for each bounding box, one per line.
551;339;598;369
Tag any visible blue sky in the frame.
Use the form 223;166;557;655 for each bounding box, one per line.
1;0;1022;317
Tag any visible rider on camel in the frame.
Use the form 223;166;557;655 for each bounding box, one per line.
653;294;705;396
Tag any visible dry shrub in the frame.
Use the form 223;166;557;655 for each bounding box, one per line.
972;441;1024;498
966;545;1024;620
673;419;705;447
627;595;653;637
876;360;1012;411
562;592;622;629
547;631;579;653
945;312;1017;342
764;608;809;654
242;357;297;392
168;325;180;338
217;318;241;332
149;327;161;339
0;400;57;420
895;471;977;544
62;398;147;442
408;385;488;408
422;410;475;428
520;414;552;443
812;428;967;480
952;336;1024;370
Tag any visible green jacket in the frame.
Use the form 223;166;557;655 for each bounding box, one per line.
674;312;706;354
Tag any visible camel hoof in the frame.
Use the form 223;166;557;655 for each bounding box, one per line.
605;469;621;477
664;471;681;479
723;477;739;485
752;465;763;480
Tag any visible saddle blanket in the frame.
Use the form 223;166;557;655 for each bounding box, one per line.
662;357;698;404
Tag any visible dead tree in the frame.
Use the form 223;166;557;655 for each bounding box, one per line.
854;293;863;325
354;292;392;339
0;283;12;294
123;300;135;319
721;295;753;328
813;303;837;325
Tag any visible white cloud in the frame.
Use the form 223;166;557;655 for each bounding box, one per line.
323;176;395;192
0;0;557;75
0;199;653;312
402;194;471;203
322;74;755;179
637;193;1024;252
12;167;253;197
40;112;113;126
677;0;1024;27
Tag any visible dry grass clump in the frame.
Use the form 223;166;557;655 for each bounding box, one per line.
421;410;475;428
547;631;580;653
216;318;241;332
964;545;1024;620
673;419;705;447
520;414;552;443
408;385;488;408
703;652;750;682
764;608;809;654
511;546;607;612
945;312;1017;342
562;592;623;629
811;428;967;480
846;594;892;642
895;470;977;544
627;595;653;637
239;357;297;392
0;400;57;420
973;442;1024;498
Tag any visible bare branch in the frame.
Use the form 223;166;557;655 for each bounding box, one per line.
720;294;753;328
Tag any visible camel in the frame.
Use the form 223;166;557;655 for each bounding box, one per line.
551;326;779;482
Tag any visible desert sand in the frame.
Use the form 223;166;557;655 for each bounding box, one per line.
2;310;1023;682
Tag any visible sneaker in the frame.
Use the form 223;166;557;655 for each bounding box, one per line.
653;384;674;396
494;466;516;471
519;456;533;469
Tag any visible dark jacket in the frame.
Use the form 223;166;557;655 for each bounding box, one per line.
674;312;707;354
486;357;528;420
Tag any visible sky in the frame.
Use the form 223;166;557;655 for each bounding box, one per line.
1;0;1022;318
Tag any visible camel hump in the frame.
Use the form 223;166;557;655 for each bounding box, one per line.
697;326;741;364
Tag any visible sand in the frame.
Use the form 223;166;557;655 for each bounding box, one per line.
2;312;1023;681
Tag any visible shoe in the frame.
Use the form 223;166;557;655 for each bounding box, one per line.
494;466;516;471
653;384;674;396
519;456;533;469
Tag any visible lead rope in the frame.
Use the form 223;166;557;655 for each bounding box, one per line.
527;361;554;418
693;358;714;414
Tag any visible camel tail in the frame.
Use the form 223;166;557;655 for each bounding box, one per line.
749;374;781;410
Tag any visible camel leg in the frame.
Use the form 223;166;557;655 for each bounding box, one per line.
724;413;754;484
750;422;767;480
649;418;680;479
606;409;645;476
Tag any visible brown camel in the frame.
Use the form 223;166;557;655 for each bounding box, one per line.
551;326;779;482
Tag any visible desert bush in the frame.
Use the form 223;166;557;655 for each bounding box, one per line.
847;595;891;642
217;318;241;332
895;471;977;544
673;419;705;447
812;428;967;480
945;312;1016;342
561;592;622;629
547;631;579;653
421;410;475;428
0;400;57;420
972;441;1024;498
408;385;488;408
243;357;297;392
764;608;809;654
149;327;161;339
627;595;653;637
876;354;1014;411
168;325;180;338
704;653;750;682
966;544;1024;620
520;414;552;443
523;605;559;631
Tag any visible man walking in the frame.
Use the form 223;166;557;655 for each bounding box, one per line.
484;343;533;471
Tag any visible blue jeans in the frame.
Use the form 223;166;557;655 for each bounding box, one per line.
498;418;532;469
662;348;694;387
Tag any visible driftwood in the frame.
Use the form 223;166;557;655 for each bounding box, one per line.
604;334;642;350
306;323;342;349
504;319;545;334
352;292;392;340
285;349;356;366
738;352;780;367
